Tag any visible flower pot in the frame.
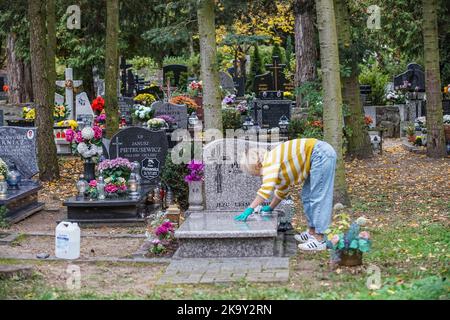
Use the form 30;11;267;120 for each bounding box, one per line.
444;124;450;142
338;250;363;267
83;159;96;183
188;180;203;211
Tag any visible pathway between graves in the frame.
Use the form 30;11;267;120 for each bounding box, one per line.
157;257;290;284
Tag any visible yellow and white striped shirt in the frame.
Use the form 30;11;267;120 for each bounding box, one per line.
257;138;318;200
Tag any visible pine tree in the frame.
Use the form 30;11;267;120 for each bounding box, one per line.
247;44;264;91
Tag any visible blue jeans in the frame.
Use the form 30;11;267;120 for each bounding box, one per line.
301;140;337;234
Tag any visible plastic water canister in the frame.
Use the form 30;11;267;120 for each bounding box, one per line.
55;221;80;259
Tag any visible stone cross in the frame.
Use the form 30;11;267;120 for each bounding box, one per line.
56;68;83;119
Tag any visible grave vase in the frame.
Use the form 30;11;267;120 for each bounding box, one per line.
83;158;96;183
188;180;203;211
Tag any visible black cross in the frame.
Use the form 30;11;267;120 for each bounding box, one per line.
265;56;286;91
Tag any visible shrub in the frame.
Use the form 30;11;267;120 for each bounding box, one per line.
358;64;390;105
161;154;189;211
222;109;242;130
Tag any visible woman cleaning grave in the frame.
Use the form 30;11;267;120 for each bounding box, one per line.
236;138;337;251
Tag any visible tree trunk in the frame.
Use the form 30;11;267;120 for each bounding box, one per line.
29;0;60;181
47;0;56;110
315;0;350;206
197;0;222;131
105;0;120;138
423;0;446;157
294;0;317;107
6;33;33;103
334;0;372;159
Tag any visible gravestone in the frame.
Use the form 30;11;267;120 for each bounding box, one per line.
151;101;188;129
254;56;293;99
109;127;168;185
0;110;3;126
219;71;236;93
126;70;136;97
227;66;246;97
394;63;425;92
163;64;188;88
101;138;110;159
118;97;134;126
75;92;94;120
120;57;133;97
253;99;292;129
203;138;279;211
0;126;43;223
55;93;64;106
0;127;39;179
175;138;286;258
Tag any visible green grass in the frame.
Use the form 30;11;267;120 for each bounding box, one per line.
1;222;448;300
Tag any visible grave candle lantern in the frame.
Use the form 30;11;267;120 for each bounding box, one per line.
97;176;106;200
76;174;87;198
128;173;139;199
6;163;21;190
242;116;254;131
0;174;8;198
188;112;199;127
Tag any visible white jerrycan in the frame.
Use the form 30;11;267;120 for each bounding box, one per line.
55;221;80;259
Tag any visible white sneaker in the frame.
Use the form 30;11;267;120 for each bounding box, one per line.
294;231;313;243
298;238;327;251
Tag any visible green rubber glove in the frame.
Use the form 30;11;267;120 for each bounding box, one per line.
234;207;254;221
261;205;273;213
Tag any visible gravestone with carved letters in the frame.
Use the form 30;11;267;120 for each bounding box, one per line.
109;127;168;186
174;138;289;258
0;126;44;224
152;101;188;129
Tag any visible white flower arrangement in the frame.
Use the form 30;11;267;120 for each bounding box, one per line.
77;143;102;159
147;118;167;129
81;127;95;140
133;104;154;121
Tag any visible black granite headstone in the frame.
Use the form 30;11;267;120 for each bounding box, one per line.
152;101;188;129
253;56;294;99
227;66;246;97
109;127;168;185
394;63;425;92
0;110;4;126
0;126;39;179
126;69;136;97
118;97;134;125
120;57;133;96
443;100;450;116
253;100;292;128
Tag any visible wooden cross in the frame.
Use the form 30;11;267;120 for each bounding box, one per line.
55;68;83;120
265;56;286;91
